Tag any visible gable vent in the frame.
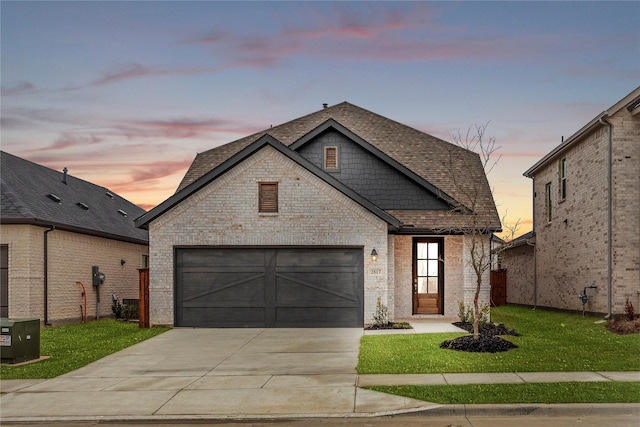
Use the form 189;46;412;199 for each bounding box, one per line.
117;209;128;217
106;192;114;199
47;194;61;203
76;202;89;211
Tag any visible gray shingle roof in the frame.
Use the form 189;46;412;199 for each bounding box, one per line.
1;151;148;244
177;102;500;231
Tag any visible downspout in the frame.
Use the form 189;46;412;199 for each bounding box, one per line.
43;225;55;326
599;114;613;319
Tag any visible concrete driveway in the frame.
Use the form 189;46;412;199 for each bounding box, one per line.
0;328;433;421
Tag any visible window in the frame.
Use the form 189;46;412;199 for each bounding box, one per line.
545;182;552;222
324;146;338;170
560;158;567;200
142;255;149;268
259;182;278;213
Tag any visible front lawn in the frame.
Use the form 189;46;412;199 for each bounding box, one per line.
358;305;640;374
367;382;640;404
1;319;169;379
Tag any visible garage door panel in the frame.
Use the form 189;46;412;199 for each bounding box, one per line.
181;272;265;302
175;247;363;328
276;249;358;267
182;307;266;327
276;279;357;304
275;308;359;327
179;249;265;267
182;284;265;305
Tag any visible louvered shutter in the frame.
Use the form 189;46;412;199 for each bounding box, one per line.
324;146;338;169
259;182;278;213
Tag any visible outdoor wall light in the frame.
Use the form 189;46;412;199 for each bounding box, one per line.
120;259;126;266
371;248;378;262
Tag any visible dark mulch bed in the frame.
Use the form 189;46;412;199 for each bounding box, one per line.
440;335;518;353
365;322;413;330
440;321;520;353
606;318;640;335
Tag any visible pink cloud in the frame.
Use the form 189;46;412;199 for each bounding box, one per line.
28;133;104;152
110;117;262;141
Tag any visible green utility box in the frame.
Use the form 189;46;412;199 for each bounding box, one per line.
0;318;41;364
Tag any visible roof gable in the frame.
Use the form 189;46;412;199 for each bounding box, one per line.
174;102;500;231
291;119;461;211
135;135;401;229
1;151;148;244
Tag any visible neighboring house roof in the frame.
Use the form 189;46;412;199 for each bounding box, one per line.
174;102;500;232
524;86;640;178
495;230;535;252
1;151;148;244
135;135;402;229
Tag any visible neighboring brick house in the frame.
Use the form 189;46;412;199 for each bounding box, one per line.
523;87;640;316
1;152;149;324
136;103;501;328
494;231;535;307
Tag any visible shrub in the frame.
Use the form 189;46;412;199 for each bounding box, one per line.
372;296;389;327
624;298;635;321
112;299;138;320
457;301;489;326
111;300;124;319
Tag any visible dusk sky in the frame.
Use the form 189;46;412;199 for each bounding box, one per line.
2;1;638;238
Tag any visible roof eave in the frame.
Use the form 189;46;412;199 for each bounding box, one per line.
394;225;502;235
1;217;149;245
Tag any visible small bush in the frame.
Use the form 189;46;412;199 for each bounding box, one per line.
123;304;138;320
624;298;635;321
458;301;470;323
457;301;490;327
372;296;389;327
112;299;138;320
111;301;124;319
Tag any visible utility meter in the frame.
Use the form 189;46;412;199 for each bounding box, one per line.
92;266;105;286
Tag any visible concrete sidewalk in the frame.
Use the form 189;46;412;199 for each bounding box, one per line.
358;370;640;386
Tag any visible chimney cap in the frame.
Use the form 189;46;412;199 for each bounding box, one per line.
322;103;328;109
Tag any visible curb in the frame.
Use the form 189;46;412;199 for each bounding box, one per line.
1;403;638;423
410;402;640;417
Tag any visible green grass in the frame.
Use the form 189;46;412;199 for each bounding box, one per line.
358;305;640;374
1;319;169;379
367;382;640;404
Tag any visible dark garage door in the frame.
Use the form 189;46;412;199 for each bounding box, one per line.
175;247;364;328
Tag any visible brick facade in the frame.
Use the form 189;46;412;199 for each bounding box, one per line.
1;224;148;324
149;145;494;325
500;243;535;306
529;90;640;315
149;146;391;326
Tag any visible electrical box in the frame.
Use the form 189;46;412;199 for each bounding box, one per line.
92;265;105;287
0;318;41;364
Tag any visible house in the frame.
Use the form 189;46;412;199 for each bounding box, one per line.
523;87;640;316
1;151;149;324
136;102;501;327
493;231;535;307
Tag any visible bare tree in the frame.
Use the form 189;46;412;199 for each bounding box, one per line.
447;123;519;340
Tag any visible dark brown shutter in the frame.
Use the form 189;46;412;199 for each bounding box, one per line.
324;147;337;169
259;182;278;213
